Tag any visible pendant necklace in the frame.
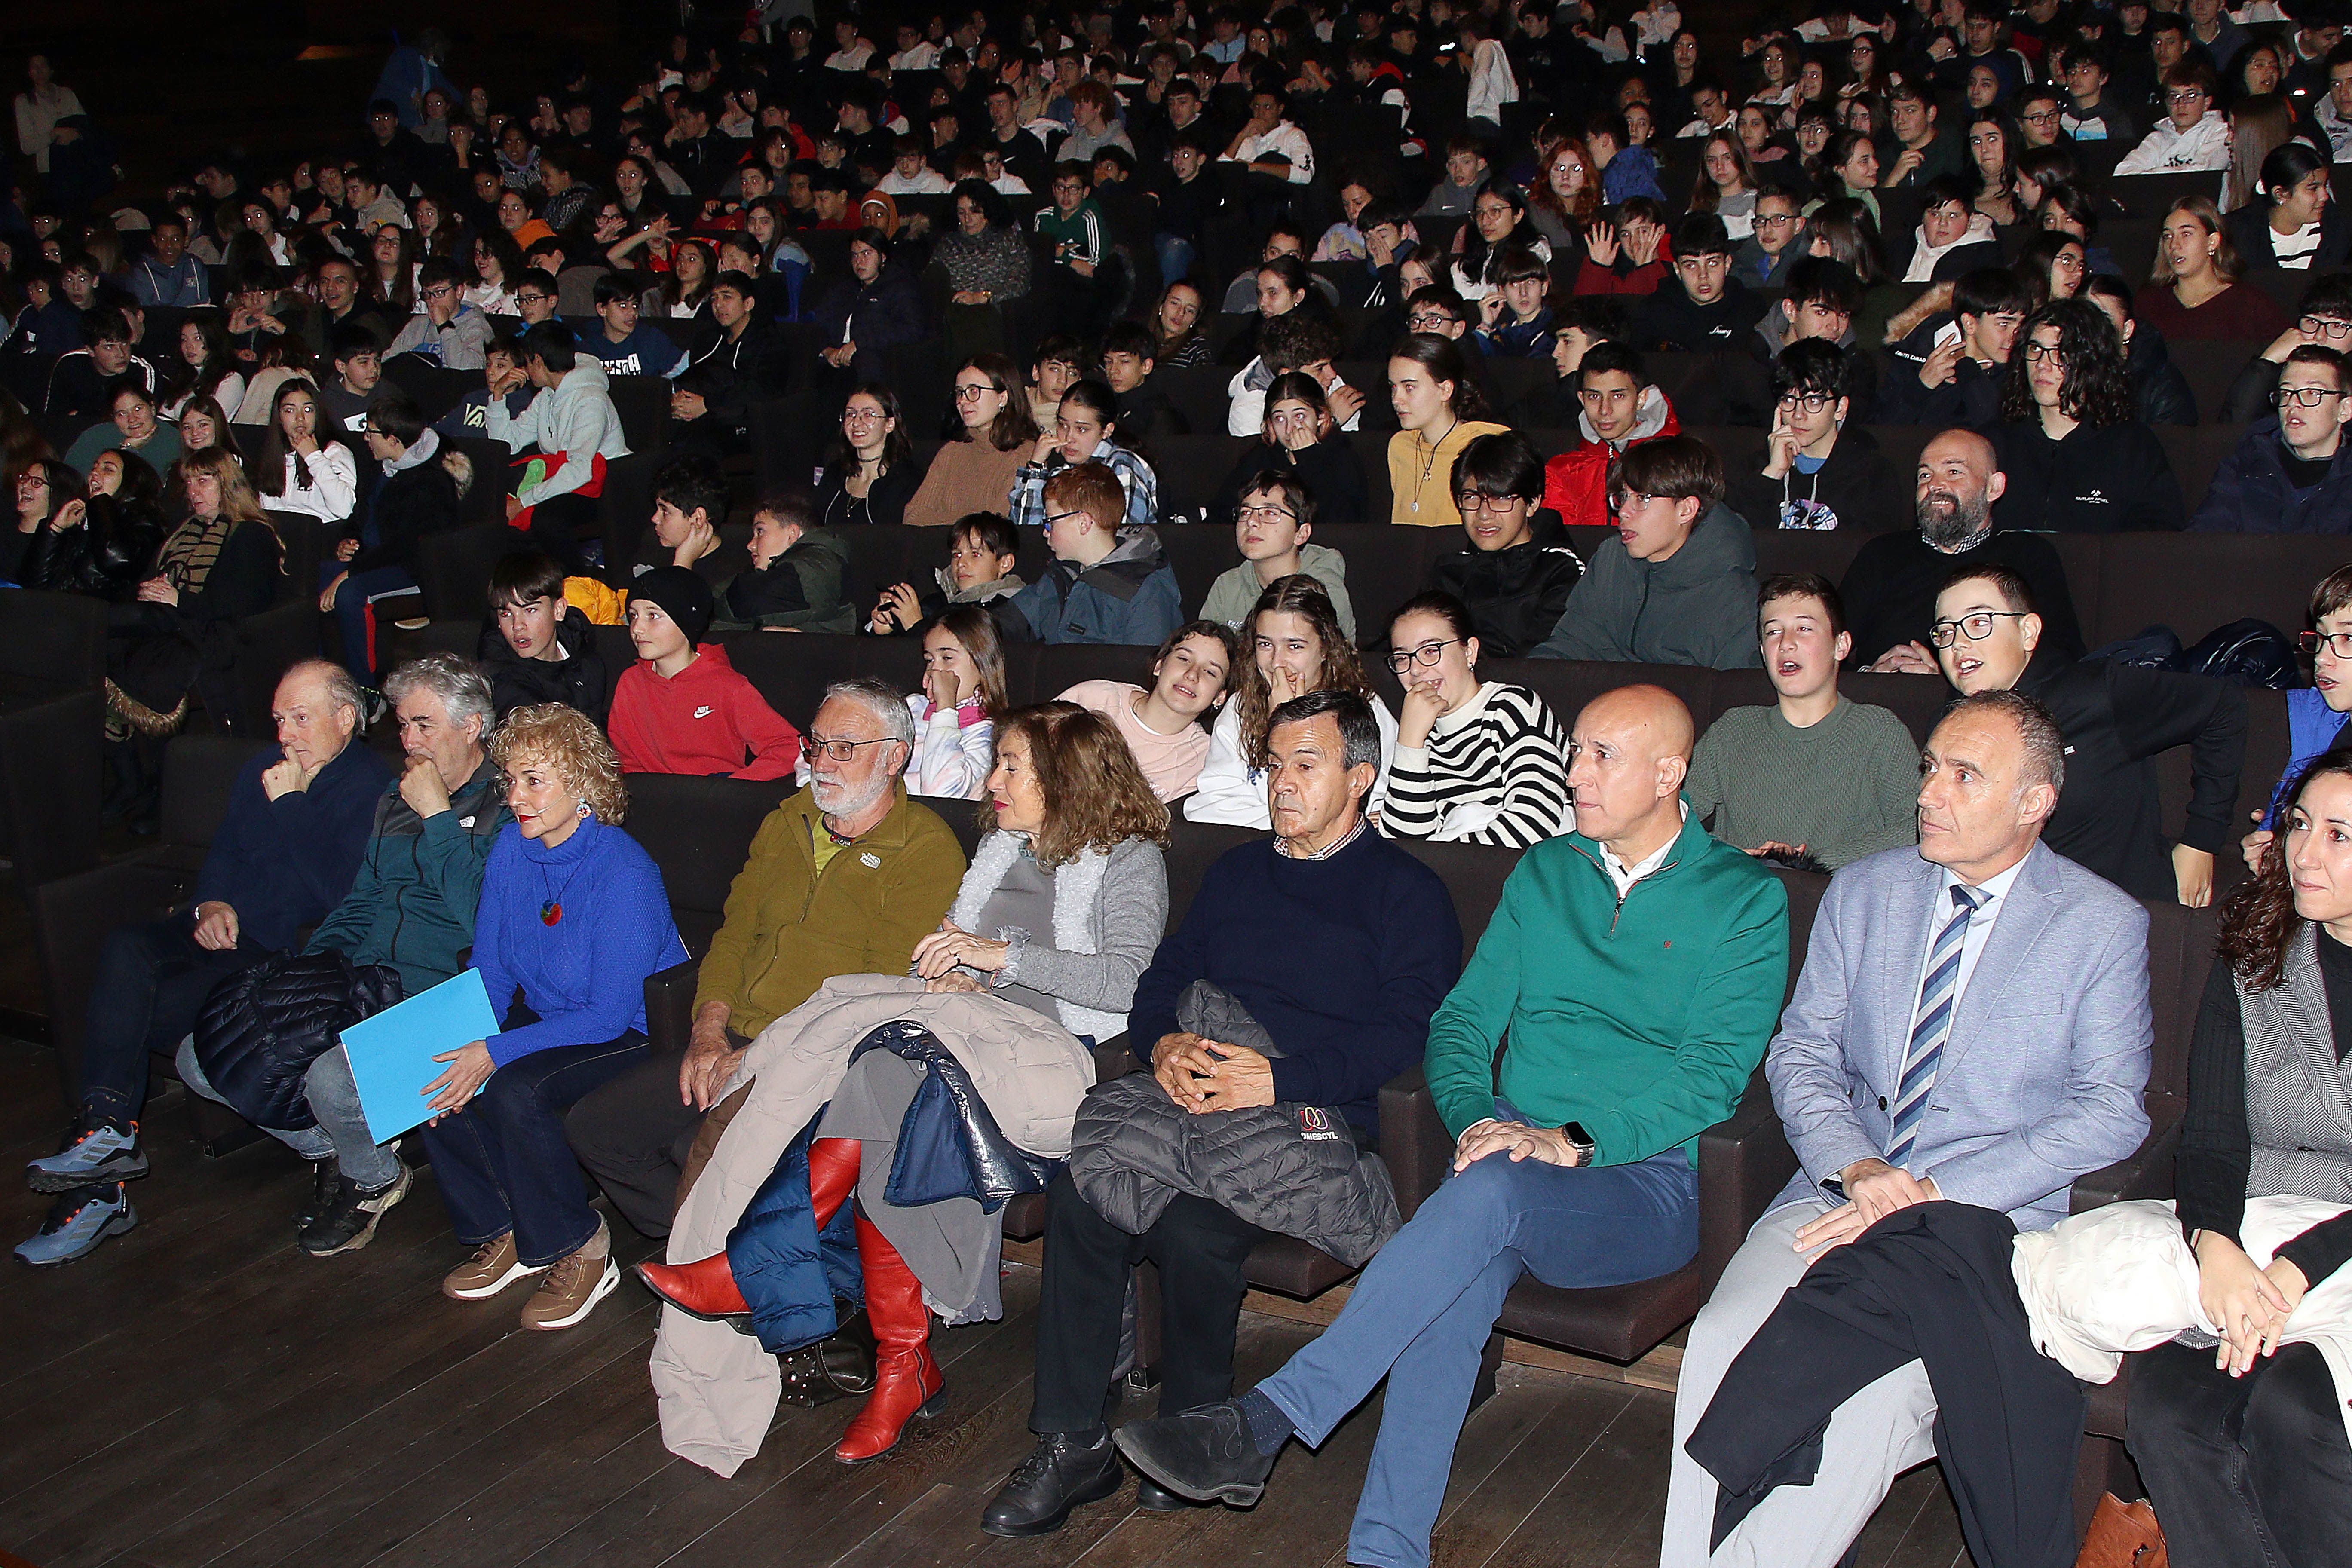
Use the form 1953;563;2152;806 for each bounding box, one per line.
1409;415;1459;515
538;832;592;925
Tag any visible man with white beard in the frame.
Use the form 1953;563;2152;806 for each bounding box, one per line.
564;678;966;1241
1833;428;2087;675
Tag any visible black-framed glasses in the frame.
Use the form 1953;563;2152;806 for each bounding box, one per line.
1043;509;1090;529
2275;386;2349;408
805;735;899;762
1776;391;1836;413
1453;490;1522;514
1237;502;1297;522
953;381;1004;399
1928;611;2031;647
2304;315;2352;340
2300;630;2352;658
1387;638;1461;671
2021;341;2065;363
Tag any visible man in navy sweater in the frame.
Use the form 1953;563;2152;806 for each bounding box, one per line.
19;662;392;1265
983;691;1462;1538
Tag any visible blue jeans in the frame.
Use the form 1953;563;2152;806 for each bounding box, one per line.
420;1031;648;1266
1153;233;1197;287
324;564;419;685
174;1035;402;1190
1258;1142;1700;1568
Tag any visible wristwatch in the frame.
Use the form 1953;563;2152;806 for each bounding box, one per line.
1561;1121;1596;1167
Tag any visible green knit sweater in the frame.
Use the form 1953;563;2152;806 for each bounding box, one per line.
1684;697;1922;870
1423;808;1790;1165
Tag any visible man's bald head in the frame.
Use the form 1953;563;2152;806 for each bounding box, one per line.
1568;684;1694;853
272;659;362;774
1915;428;2005;550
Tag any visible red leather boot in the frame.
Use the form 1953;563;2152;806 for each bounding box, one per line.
832;1213;945;1463
635;1137;862;1319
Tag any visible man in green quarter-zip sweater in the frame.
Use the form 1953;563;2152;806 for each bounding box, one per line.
1112;685;1790;1568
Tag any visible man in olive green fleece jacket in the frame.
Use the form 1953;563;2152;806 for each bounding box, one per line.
1110;686;1789;1568
565;683;966;1238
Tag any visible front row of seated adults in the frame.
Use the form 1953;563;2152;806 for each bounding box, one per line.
19;612;2349;1562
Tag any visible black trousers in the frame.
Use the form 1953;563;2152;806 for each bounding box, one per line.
80;916;268;1121
562;1051;704;1240
523;490;597;578
2127;1339;2352;1568
1030;1170;1266;1435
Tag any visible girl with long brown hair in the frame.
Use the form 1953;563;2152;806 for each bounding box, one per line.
1185;576;1396;827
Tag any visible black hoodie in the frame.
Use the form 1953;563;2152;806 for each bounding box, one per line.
476;604;613;725
1986;418;2186;533
1425;511;1586;658
2011;643;2246;902
1631;273;1767;353
1724;427;1906;536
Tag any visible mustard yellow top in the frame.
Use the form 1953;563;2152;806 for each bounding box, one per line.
1387;420;1509;527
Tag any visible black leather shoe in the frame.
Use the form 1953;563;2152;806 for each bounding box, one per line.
1134;1476;1201;1513
1112;1401;1278;1507
980;1432;1125;1537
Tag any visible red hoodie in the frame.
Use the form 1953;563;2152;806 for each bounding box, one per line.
609;643;802;781
1539;386;1682;527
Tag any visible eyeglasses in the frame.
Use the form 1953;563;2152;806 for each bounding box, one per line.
1387;638;1462;671
2301;630;2352;658
1776;391;1837;412
2019;341;2070;364
842;407;887;423
2275;385;2348;408
2167;88;2209;103
1043;509;1090;528
1453;490;1522;514
516;292;550;304
421;284;456;300
1237;502;1297;522
805;735;898;762
2303;315;2352;339
953;381;1004;399
1927;611;2031;647
1406;311;1457;330
1755;212;1801;228
2021;108;2061;124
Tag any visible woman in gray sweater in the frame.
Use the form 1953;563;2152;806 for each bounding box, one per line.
636;702;1170;1463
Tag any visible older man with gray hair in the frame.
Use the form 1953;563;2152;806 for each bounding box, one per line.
18;659;393;1267
175;652;510;1258
566;678;967;1241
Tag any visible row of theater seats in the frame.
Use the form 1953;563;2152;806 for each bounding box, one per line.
30;724;2212;1525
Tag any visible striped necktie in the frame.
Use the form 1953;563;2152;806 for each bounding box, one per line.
1888;883;1985;1168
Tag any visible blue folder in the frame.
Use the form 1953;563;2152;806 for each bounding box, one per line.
342;968;499;1144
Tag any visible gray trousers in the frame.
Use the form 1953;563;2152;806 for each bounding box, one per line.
1660;1200;1938;1568
174;1037;403;1190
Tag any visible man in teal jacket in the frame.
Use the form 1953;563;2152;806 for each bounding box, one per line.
1113;685;1790;1568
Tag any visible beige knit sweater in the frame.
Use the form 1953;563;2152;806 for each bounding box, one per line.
903;438;1032;528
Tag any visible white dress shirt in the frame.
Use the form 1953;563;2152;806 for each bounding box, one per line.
1911;855;2029;1024
1598;802;1687;899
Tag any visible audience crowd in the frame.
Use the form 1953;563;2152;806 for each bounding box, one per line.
12;0;2352;1562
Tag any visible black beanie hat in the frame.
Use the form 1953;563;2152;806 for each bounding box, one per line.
630;565;713;647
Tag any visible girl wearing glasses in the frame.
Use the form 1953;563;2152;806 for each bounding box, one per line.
1987;299;2185;533
904;354;1039;529
814;383;919;530
1380;591;1569;848
2192;344;2352;534
1187;576;1395;828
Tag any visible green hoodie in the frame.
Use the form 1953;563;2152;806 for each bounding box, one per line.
711;526;857;634
1198;542;1355;640
1423;807;1789;1166
1531;501;1764;670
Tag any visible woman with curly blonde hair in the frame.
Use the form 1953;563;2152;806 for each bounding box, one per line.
637;701;1170;1463
424;703;688;1334
1186;576;1396;828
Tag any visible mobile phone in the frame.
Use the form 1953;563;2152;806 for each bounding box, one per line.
1931;320;1962;353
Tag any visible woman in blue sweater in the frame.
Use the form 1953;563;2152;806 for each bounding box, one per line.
423;704;687;1332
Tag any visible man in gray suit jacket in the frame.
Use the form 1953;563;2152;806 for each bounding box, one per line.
1659;688;2154;1568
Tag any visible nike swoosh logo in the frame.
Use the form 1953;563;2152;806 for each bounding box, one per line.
694;706;714;718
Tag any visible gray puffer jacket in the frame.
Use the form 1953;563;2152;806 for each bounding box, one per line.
1066;982;1401;1265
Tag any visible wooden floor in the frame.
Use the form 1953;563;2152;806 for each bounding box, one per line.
0;1034;1971;1568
